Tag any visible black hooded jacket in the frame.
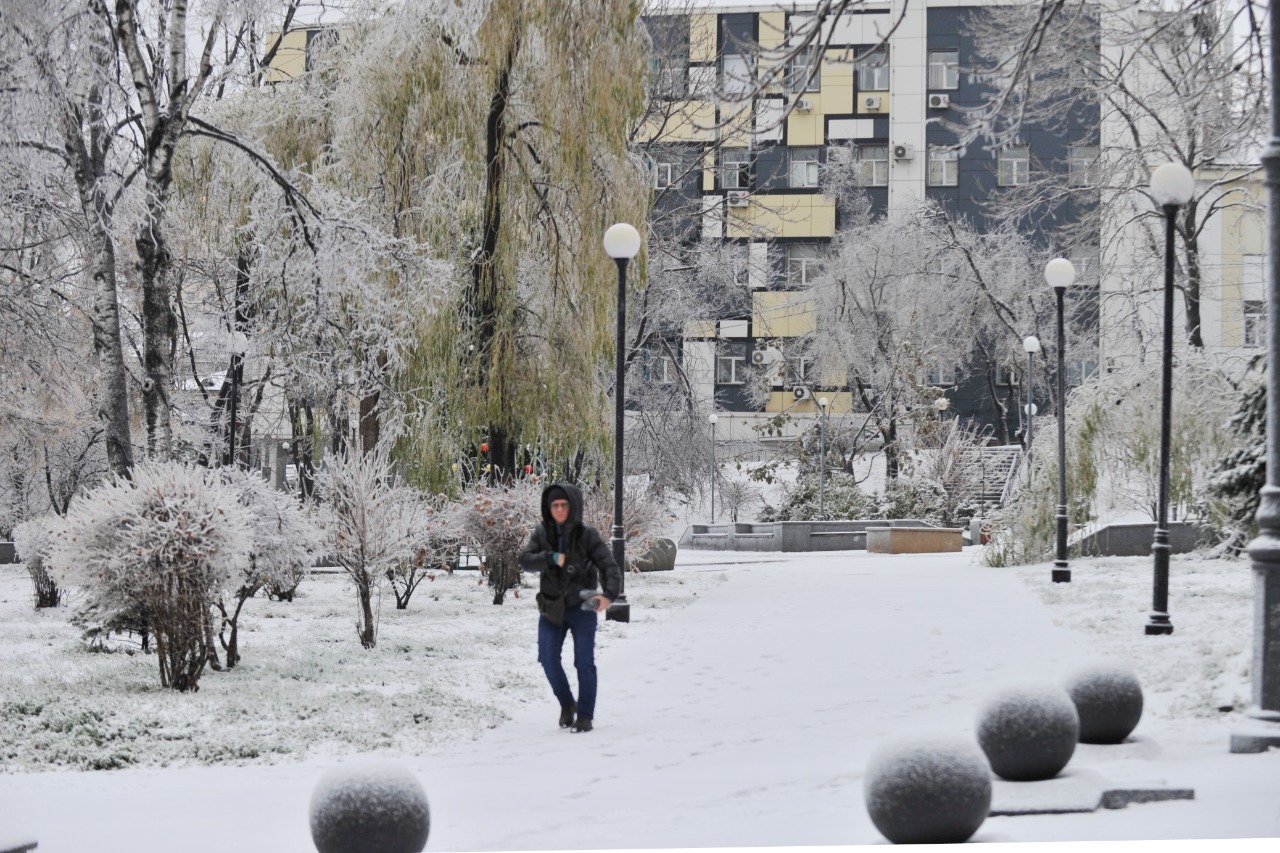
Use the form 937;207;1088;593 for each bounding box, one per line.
518;482;622;626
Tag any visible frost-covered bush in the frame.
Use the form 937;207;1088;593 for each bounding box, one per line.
758;471;879;521
13;514;62;608
387;494;459;610
321;449;419;648
580;480;674;569
217;470;320;667
1206;372;1265;552
879;477;948;524
863;735;992;844
458;479;541;605
976;683;1079;781
46;462;254;691
1064;662;1144;744
310;760;430;853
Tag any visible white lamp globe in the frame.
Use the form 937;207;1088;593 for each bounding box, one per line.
818;396;829;409
708;413;718;424
1150;163;1195;207
1023;335;1041;354
1044;258;1076;291
603;222;642;259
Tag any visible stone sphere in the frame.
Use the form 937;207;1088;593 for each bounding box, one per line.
310;760;430;853
1064;662;1144;744
864;735;993;844
976;684;1079;781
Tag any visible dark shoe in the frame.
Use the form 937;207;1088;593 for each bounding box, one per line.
571;716;593;733
559;701;576;729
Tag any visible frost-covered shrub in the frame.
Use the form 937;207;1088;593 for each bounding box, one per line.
310;760;430;853
1206;374;1265;552
976;683;1079;781
458;479;540;605
580;480;674;570
1064;662;1144;744
758;471;879;522
387;495;459;610
879;477;948;524
13;515;62;608
46;462;254;691
217;470;320;667
321;449;419;648
864;735;992;844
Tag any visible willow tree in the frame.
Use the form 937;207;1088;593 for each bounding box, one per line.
323;1;652;489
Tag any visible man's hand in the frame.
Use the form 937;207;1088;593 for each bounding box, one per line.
555;552;566;567
590;595;612;614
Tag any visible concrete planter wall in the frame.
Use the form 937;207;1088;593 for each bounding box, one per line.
679;520;935;552
628;538;677;572
1077;522;1205;558
0;542;15;564
866;526;964;554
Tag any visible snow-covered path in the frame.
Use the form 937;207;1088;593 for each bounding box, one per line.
3;549;1279;851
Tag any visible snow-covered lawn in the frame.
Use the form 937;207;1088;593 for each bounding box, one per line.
0;565;726;772
1;548;1278;853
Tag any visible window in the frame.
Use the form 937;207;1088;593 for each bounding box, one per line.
927;146;958;187
856;47;890;91
644;346;679;383
1068;145;1099;187
995;364;1019;385
928;49;959;89
858;145;889;186
786;46;821;93
787;355;811;384
998;146;1030;186
1066;360;1098;386
305;29;339;72
645;16;690;98
787;244;825;286
654;162;678;190
722;53;752;97
720;149;751;189
789;148;820;188
927;363;957;386
1245;301;1267;348
716;342;749;384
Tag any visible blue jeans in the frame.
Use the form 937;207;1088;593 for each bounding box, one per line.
537;606;598;719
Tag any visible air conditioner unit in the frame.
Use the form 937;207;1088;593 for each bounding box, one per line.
892;143;914;161
863;94;882;111
928;93;950;109
795;97;813;112
751;350;768;365
726;190;750;208
792;386;812;401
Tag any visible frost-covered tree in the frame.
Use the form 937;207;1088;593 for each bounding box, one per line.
215;469;320;667
386;496;459;611
46;462;254;691
458;478;540;605
12;515;62;609
321;448;419;648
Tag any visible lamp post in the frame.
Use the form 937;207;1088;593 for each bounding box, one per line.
1144;163;1195;636
818;396;829;521
1233;4;1280;751
1045;258;1076;583
709;413;718;524
1018;335;1039;484
602;222;642;624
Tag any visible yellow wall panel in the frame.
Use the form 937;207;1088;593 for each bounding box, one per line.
264;30;309;83
754;291;816;338
638;101;717;144
759;12;787;48
787;96;825;146
690;14;718;63
727;195;837;240
685;319;716;339
764;391;854;414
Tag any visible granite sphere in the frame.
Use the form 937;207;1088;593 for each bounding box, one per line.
976;684;1079;781
864;735;993;844
1065;662;1144;744
310;760;430;853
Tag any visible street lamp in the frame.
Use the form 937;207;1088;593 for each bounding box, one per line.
818;396;829;521
1233;9;1280;751
1143;163;1195;636
1045;258;1076;583
1023;336;1041;485
602;221;642;624
709;413;718;524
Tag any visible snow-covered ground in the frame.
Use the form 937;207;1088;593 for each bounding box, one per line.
1;548;1278;853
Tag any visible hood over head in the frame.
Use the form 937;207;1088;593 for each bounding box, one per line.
541;481;584;529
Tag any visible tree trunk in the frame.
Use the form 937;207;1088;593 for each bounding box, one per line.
357;574;377;648
137;190;177;461
1181;204;1205;349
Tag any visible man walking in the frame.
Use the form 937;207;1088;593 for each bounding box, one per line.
519;482;622;733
